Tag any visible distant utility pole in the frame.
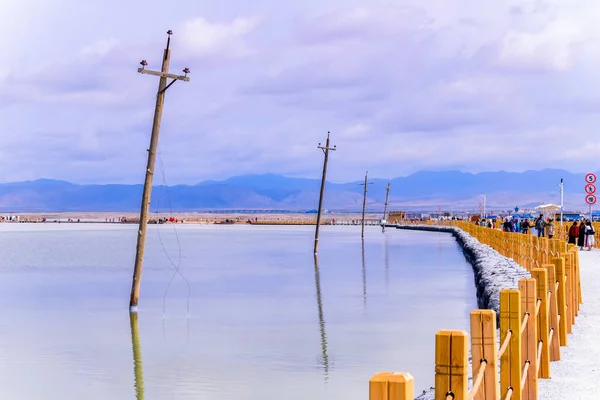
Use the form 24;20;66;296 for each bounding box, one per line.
314;132;336;255
129;30;191;312
382;182;391;233
559;178;564;227
359;171;374;238
478;194;487;219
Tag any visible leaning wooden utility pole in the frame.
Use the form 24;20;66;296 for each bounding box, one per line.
314;133;336;255
359;171;374;238
129;30;191;312
381;182;391;233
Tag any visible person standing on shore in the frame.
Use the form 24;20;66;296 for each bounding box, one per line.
535;215;545;237
544;218;555;239
568;221;579;244
522;219;531;234
578;220;587;249
584;221;595;250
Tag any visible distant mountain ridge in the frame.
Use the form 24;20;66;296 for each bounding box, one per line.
0;169;596;212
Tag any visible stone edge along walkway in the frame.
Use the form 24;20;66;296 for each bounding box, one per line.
392;225;529;399
397;225;598;400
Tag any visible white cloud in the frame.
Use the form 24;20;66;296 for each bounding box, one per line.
79;38;120;59
497;19;582;71
178;16;260;58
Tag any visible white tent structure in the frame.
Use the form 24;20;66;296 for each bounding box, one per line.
535;204;561;220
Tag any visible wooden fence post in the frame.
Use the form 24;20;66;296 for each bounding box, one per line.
518;278;538;398
566;252;578;318
567;245;582;307
560;252;574;332
567;250;580;316
470;310;499;400
530;269;550;379
540;237;549;265
542;264;560;361
551;257;568;346
500;289;522;400
370;372;414;400
570;246;582;307
435;330;468;400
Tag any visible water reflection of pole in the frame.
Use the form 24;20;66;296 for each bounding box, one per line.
361;240;367;307
313;255;329;379
383;235;389;294
129;312;145;400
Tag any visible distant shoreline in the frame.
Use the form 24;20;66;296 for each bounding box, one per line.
1;211;387;225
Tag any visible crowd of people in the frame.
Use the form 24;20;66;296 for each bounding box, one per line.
567;220;596;251
474;215;596;251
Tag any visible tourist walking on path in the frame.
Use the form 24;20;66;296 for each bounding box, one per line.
544;218;555;239
578;220;587;249
522;219;531;234
535;215;545;237
568;221;579;244
585;221;595;250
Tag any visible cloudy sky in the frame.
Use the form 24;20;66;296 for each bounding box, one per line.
1;0;599;184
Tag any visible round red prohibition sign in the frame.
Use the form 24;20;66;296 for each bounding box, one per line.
586;194;597;205
585;183;597;194
585;173;597;184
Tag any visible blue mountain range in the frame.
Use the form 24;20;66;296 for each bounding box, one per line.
0;169;596;212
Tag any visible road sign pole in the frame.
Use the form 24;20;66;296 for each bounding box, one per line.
585;173;597;221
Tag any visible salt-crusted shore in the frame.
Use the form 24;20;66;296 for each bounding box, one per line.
391;225;530;399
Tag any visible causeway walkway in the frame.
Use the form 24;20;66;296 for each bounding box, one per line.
538;250;600;399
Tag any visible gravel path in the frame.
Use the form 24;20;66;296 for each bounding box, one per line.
537;250;600;400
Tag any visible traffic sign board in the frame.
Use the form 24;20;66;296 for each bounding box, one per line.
586;194;597;205
586;173;597;184
585;183;597;194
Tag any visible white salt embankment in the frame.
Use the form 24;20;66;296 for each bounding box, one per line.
393;225;529;399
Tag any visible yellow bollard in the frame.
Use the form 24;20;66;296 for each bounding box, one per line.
560;252;574;331
369;372;414;400
530;269;550;379
500;289;522;400
567;251;578;317
542;264;561;361
518;278;538;397
552;257;568;346
470;310;499;400
435;330;468;400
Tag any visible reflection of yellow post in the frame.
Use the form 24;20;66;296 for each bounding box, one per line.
129;312;145;400
313;255;329;379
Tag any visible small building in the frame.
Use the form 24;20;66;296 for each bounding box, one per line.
387;211;406;224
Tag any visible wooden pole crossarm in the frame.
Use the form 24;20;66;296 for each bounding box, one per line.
137;67;191;82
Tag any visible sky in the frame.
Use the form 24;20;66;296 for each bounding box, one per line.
1;0;599;184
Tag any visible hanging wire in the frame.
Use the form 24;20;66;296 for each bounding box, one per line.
154;146;192;318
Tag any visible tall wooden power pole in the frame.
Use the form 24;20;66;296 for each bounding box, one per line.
359;171;374;238
129;30;191;312
382;182;391;233
314;133;336;255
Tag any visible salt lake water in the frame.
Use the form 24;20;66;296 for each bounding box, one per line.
0;223;477;399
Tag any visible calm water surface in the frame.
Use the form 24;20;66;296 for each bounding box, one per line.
0;224;477;399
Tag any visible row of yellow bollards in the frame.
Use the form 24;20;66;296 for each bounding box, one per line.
370;221;582;400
